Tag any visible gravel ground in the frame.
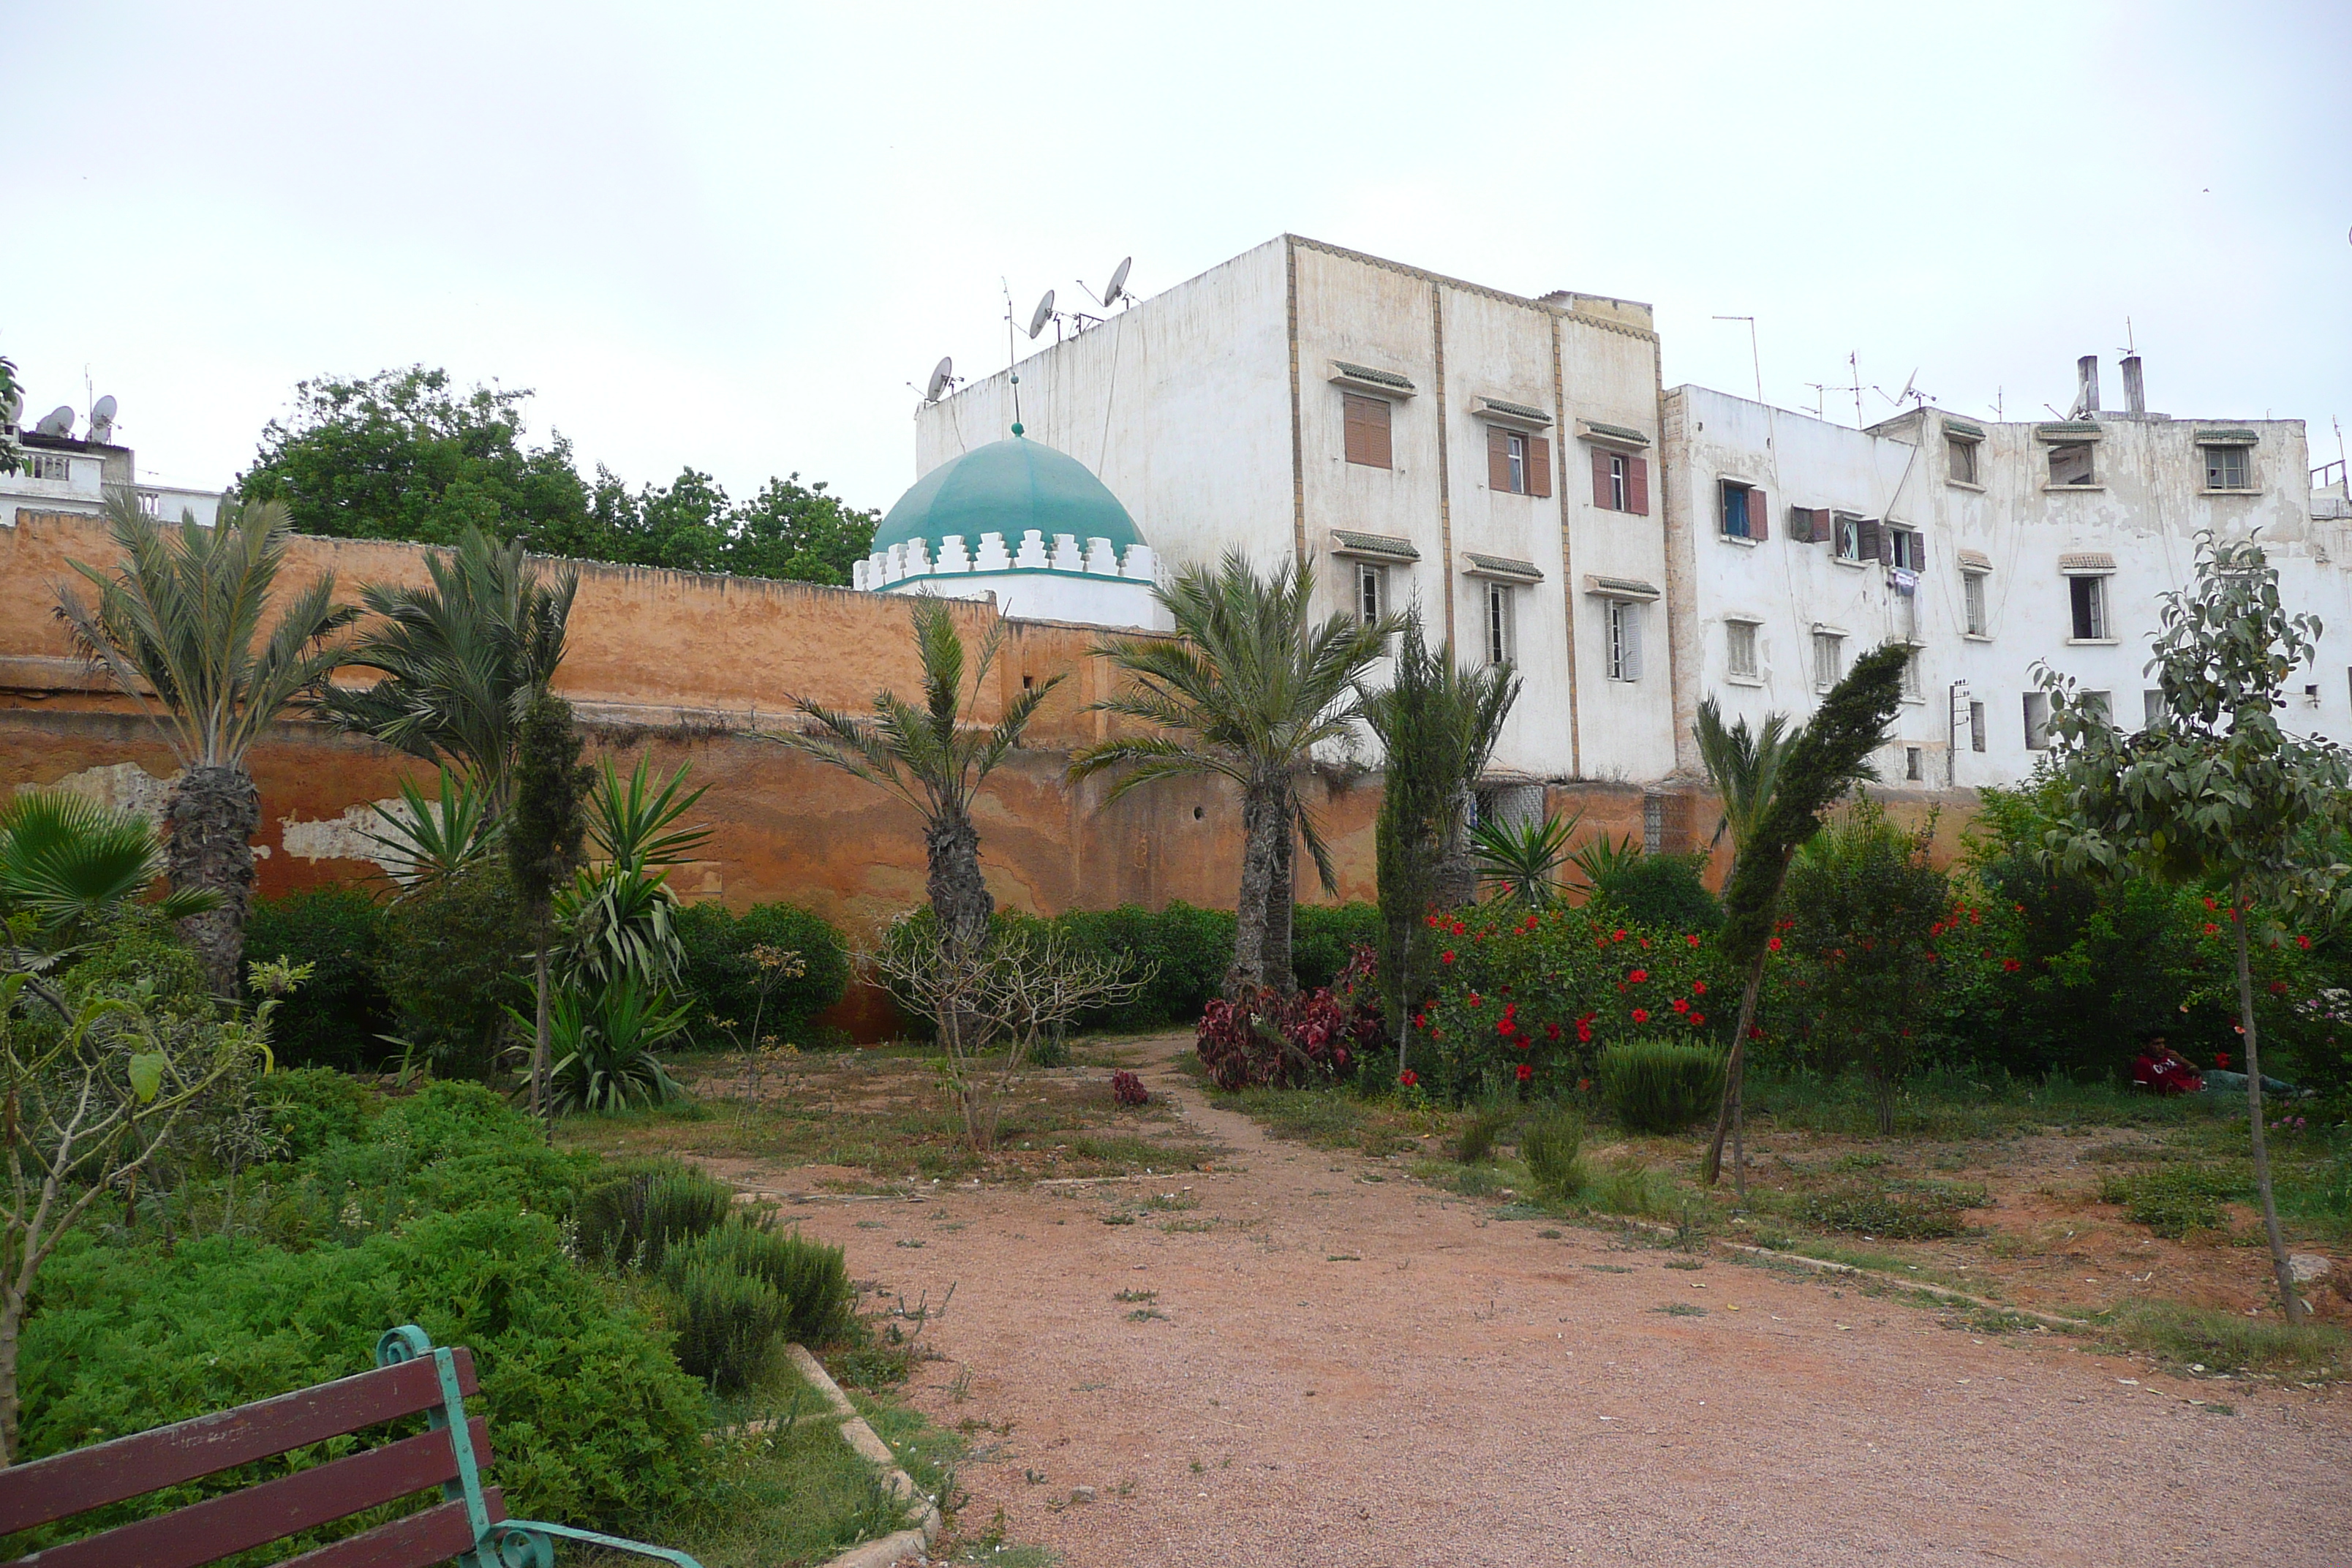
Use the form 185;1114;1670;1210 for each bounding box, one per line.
771;1038;2350;1567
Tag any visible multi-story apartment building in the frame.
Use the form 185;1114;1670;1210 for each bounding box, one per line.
1663;368;2351;789
906;235;1678;793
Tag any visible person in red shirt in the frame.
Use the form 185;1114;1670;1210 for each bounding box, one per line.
2130;1033;2204;1095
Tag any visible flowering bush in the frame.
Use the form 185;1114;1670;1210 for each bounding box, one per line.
1110;1069;1150;1107
1414;907;1719;1104
1195;946;1384;1090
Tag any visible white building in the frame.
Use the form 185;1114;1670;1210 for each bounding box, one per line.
4;396;220;529
1662;363;2351;789
908;235;1676;793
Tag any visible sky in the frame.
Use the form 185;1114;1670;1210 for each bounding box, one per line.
4;1;2349;510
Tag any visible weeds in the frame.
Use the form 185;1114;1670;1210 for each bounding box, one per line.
2100;1300;2349;1381
1795;1179;1988;1240
1653;1302;1707;1317
2097;1164;2250;1238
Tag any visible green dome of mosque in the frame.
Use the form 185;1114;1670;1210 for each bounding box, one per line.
873;436;1142;556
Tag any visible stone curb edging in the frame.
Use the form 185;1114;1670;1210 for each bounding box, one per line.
788;1343;943;1568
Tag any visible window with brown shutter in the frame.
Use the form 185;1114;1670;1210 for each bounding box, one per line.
1343;395;1392;469
1488;427;1513;492
1626;456;1648;515
1749;489;1767;541
1856;518;1882;562
1528;434;1551;498
1592;447;1613;508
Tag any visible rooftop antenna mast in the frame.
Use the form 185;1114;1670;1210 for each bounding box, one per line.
1840;352;1865;426
1801;382;1829;419
1712;315;1763;404
1000;279;1027;435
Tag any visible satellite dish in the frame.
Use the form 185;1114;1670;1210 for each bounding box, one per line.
1027;290;1056;339
924;357;954;402
1101;257;1131;309
86;394;118;442
34;405;75;437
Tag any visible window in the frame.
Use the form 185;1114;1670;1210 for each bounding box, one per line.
1343;394;1392;469
1889;529;1925;571
1969;701;1987;753
1901;648;1923;698
1589;449;1648;514
1963;570;1989;636
2024;692;2051;750
2069;575;2108;640
2048;442;2096;486
2204;445;2251;490
1485;581;1517;667
1355;561;1387;627
2083;690;2114;727
1948;434;1980;485
1486;426;1550;497
1642;793;1665;855
1833;513;1870;562
1725;619;1759;679
2143;689;2166;728
1719;480;1764;540
1905;747;1923;782
1607;598;1643;682
1813;630;1844;692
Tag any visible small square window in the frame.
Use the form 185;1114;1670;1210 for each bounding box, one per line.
1355;561;1387;627
1833;513;1868;562
1969;701;1987;753
1904;746;1923;782
1720;481;1757;540
1812;631;1844;692
1343;394;1393;469
2024;691;2051;750
1486;426;1551;497
2144;689;2166;728
1485;581;1517;667
2049;442;2096;486
2083;690;2114;728
1607;598;1643;682
1590;448;1647;513
2204;445;2251;490
1890;529;1925;571
1948;435;1980;485
1963;570;1989;636
2069;576;2108;640
1725;619;1759;679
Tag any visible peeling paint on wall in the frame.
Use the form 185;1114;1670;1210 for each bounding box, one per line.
18;761;174;822
278;799;407;870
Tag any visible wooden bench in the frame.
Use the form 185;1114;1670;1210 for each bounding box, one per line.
0;1324;701;1568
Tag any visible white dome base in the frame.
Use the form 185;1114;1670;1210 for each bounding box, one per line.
882;570;1170;631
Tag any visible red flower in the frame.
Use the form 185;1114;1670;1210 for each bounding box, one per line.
2270;980;2288;994
1399;1070;1419;1087
1451;920;1467;936
1468;992;1483;1008
2215;1052;2231;1068
2203;923;2220;937
1545;1022;1562;1041
1690;1013;1705;1025
2299;935;2313;949
2002;957;2021;972
1767;938;1782;952
1578;1077;1592;1093
1671;998;1691;1014
1628;968;1649;984
1613;928;1628;941
1691;981;1707;995
2204;897;2217;911
1576;1025;1593;1044
1441;950;1456;965
1497;1019;1515;1036
1631;1008;1651;1023
1426;913;1441;928
1749;1026;1765;1041
1516;1063;1534;1082
1686;933;1702;948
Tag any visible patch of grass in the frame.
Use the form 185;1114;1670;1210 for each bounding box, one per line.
1139;1191;1199;1212
1579;1156;1674;1218
1795;1179;1989;1240
1664;1259;1705;1271
1216;1083;1425;1158
1111;1289;1157;1303
1745;1066;2228;1140
1457;1104;1514;1164
2097;1164;2250;1239
1586;1263;1633;1273
1652;1302;1707;1317
1158;1217;1216;1233
1125;1307;1170;1323
2100;1300;2350;1382
1537;1228;1563;1239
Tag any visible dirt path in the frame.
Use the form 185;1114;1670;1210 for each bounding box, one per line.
759;1037;2348;1567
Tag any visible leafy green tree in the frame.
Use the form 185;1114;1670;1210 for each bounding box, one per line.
771;598;1054;965
714;473;881;586
1076;551;1395;995
508;693;591;1124
1703;644;1908;1194
0;353;24;476
316;526;578;811
2034;535;2351;1322
54;492;358;994
1361;612;1518;1060
237;367;594;547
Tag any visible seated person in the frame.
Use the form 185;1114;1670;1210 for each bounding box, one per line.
2197;1048;2300;1098
2130;1034;2204;1095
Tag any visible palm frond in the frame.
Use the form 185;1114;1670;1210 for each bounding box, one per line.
0;789;222;932
589;755;712;870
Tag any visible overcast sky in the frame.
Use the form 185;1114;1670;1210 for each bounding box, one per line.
6;1;2348;511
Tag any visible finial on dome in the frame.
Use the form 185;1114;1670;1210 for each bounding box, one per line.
1011;422;1024;436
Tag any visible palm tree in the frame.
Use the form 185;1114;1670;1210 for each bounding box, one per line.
1691;696;1798;886
1362;613;1518;1056
53;491;356;993
768;595;1058;960
1075;551;1395;995
314;526;577;811
0;790;219;943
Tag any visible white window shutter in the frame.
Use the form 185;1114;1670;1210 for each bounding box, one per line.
1623;605;1643;682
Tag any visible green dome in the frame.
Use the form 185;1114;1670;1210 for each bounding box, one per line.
875;436;1142;555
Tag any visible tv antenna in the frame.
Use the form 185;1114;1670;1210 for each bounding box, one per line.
1801;382;1830;420
34;405;74;437
922;358;956;403
1026;288;1063;343
1838;352;1865;426
1071;256;1134;331
1711;315;1763;404
86;393;117;443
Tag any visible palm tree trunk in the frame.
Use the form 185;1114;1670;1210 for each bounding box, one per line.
1226;782;1283;995
165;764;262;998
925;807;995;954
1264;802;1297;995
1703;949;1769;1191
2232;889;2307;1324
1433;785;1478;909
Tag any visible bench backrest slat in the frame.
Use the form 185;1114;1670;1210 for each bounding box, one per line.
271;1489;508;1568
0;1349;478;1536
2;1414;491;1568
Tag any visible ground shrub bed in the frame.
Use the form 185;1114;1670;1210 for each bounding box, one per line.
2097;1163;2253;1239
675;899;852;1044
1793;1177;1991;1240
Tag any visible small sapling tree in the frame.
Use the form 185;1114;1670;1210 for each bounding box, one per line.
508;690;591;1126
2033;534;2349;1323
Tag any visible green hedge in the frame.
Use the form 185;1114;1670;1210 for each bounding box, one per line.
244;889;396;1069
674;900;851;1044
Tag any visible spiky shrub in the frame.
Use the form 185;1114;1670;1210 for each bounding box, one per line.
660;1217;855;1346
574;1161;732;1271
1518;1107;1586;1196
1597;1039;1728;1134
664;1254;788;1392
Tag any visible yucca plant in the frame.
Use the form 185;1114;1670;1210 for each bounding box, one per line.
557;758;711;990
1564;832;1643;892
0;791;219;943
362;769;500;890
1471;812;1580;908
535;973;689;1114
54;491;357;992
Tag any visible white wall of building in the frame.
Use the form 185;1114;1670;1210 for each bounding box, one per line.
4;437;221;528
